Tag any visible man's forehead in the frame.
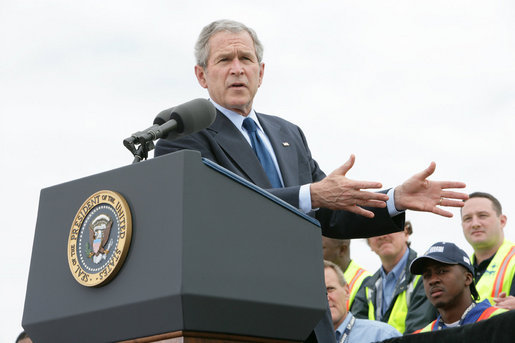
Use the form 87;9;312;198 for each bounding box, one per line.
462;197;496;214
209;31;255;51
324;267;339;280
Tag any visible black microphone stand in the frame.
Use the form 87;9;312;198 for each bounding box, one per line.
123;98;216;164
123;134;155;164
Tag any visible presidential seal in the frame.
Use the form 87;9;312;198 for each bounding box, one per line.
67;190;132;287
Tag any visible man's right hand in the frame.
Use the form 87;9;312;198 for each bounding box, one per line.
310;154;388;218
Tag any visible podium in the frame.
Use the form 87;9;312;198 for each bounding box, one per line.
22;150;327;342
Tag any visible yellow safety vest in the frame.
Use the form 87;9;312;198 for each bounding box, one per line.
472;239;515;304
414;306;506;333
365;275;421;334
344;260;371;310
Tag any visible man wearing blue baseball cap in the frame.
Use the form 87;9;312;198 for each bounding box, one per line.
409;242;506;333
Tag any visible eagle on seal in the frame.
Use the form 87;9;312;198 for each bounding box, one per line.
88;214;113;263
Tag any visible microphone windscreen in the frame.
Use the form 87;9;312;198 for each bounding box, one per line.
170;98;217;134
153;107;175;125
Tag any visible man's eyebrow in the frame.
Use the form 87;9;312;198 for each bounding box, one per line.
213;50;233;58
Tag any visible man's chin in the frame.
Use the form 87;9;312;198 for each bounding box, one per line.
467;236;489;248
225;100;252;115
331;313;345;327
430;298;447;309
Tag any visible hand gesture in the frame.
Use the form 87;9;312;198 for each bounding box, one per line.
310;155;389;218
394;162;467;217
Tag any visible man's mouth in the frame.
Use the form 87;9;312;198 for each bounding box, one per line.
229;82;246;88
377;240;391;247
430;287;444;298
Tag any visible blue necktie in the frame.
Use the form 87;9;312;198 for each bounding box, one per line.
242;117;282;188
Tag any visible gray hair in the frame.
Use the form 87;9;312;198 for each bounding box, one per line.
324;260;348;286
194;19;264;68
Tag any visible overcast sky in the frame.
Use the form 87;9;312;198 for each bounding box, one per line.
2;1;515;341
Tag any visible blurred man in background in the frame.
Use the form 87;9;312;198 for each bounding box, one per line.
351;221;436;333
322;237;371;310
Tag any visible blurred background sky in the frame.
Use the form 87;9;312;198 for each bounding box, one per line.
2;1;514;341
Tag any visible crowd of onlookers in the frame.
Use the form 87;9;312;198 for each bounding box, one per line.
322;192;514;341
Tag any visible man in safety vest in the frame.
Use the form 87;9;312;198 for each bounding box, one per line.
461;192;515;310
351;221;436;333
322;237;371;310
410;241;506;333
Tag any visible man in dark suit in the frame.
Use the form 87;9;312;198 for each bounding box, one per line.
155;19;468;342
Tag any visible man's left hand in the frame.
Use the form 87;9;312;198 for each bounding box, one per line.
493;292;515;310
394;162;468;218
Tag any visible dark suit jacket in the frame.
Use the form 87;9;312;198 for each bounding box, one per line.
155;110;404;239
154;109;405;343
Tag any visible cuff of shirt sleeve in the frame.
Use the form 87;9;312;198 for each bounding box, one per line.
387;188;404;217
299;184;313;213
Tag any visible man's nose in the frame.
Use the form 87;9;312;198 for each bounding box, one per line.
471;216;481;228
229;58;244;74
428;273;439;286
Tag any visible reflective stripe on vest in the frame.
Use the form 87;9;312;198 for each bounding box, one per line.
414;306;506;333
365;274;421;334
413;319;438;334
366;287;375;320
492;246;515;298
344;260;371;310
474;240;515;304
477;306;505;321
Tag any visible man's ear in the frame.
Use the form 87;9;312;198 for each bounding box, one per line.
258;62;265;87
339;243;348;257
195;65;208;89
464;271;473;287
343;283;350;301
500;214;507;230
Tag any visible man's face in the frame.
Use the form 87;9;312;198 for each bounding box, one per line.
325;267;349;328
322;237;341;264
421;261;472;310
195;31;264;116
368;229;409;261
461;197;506;251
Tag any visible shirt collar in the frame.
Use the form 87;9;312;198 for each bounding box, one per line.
209;99;261;132
472;253;494;269
335;311;354;336
436;301;477;329
381;247;410;279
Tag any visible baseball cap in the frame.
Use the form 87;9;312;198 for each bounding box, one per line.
410;242;479;299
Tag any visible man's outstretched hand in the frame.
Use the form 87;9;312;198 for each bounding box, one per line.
394;162;468;217
310;154;389;218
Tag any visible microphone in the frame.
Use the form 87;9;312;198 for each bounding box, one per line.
151;98;216;140
124;98;216;147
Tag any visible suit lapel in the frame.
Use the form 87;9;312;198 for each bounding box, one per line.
256;113;298;187
208;111;272;187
